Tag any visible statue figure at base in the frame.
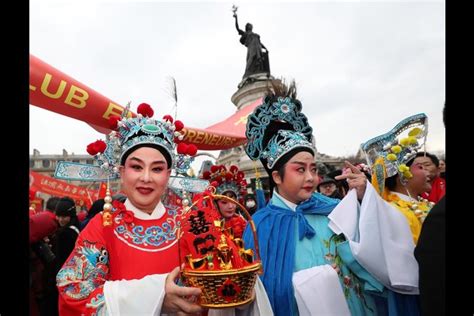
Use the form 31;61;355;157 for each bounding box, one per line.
233;6;270;82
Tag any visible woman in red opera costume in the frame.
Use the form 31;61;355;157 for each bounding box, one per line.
56;103;203;315
56;103;272;315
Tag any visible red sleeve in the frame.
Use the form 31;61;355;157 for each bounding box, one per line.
29;212;58;243
226;215;247;239
428;177;446;203
56;214;110;316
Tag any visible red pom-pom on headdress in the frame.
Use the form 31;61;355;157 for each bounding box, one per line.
186;144;198;156
137;103;154;118
109;115;121;130
177;142;189;155
174;120;184;131
86;143;98;156
163;114;174;123
95;140;107;153
86;140;107;156
229;165;239;173
210;165;219;173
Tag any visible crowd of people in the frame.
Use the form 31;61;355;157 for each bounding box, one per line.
29;80;445;316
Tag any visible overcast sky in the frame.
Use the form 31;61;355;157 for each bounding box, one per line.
30;0;445;166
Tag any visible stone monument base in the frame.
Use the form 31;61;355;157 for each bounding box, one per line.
232;74;277;110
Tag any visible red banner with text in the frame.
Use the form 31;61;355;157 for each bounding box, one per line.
29;171;97;209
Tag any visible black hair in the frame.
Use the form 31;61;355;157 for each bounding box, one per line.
120;143;172;168
46;196;60;212
86;199;105;220
112;194;127;203
55;197;76;217
414;152;439;167
385;175;398;191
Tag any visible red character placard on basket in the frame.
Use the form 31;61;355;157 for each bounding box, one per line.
178;189;262;308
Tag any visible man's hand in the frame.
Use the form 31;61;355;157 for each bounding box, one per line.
162;266;204;314
335;161;368;202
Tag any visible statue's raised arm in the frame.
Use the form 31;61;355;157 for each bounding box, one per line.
233;12;244;35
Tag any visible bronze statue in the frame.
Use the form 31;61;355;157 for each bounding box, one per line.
233;6;270;80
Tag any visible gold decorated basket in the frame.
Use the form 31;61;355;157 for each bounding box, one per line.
178;193;262;309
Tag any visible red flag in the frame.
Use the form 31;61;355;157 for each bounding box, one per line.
97;182;110;199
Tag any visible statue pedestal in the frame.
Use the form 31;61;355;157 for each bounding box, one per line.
231;75;276;110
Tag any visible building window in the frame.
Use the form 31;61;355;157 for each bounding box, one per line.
30;160;35;168
86;159;93;165
72;159;80;163
42;160;50;168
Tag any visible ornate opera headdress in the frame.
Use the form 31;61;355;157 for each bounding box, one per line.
86;103;187;179
360;113;428;195
201;165;248;202
245;80;315;170
54;102;207;225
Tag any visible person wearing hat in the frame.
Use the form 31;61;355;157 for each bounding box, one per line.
202;164;248;238
55;104;206;315
242;80;393;316
316;176;342;199
56;103;271;316
329;113;432;315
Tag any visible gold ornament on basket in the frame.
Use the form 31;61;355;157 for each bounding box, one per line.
178;191;262;308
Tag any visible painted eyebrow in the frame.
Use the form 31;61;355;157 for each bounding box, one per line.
129;157;167;165
290;161;317;167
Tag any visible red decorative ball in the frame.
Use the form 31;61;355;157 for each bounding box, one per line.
177;142;189;154
137;103;154;117
162;114;174;123
109;115;120;130
86;142;98;156
95;140;107;153
186;144;198;156
225;173;233;181
174;120;184;131
229;165;239;173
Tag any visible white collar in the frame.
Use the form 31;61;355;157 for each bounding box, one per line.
273;190;298;211
124;199;166;220
392;191;418;203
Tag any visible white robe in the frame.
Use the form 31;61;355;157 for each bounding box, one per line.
104;276;273;315
328;183;419;295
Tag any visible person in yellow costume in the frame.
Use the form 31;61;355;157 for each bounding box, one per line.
361;113;434;244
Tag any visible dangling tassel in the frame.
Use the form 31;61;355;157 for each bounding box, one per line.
371;157;387;197
253;161;267;210
102;179;113;226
